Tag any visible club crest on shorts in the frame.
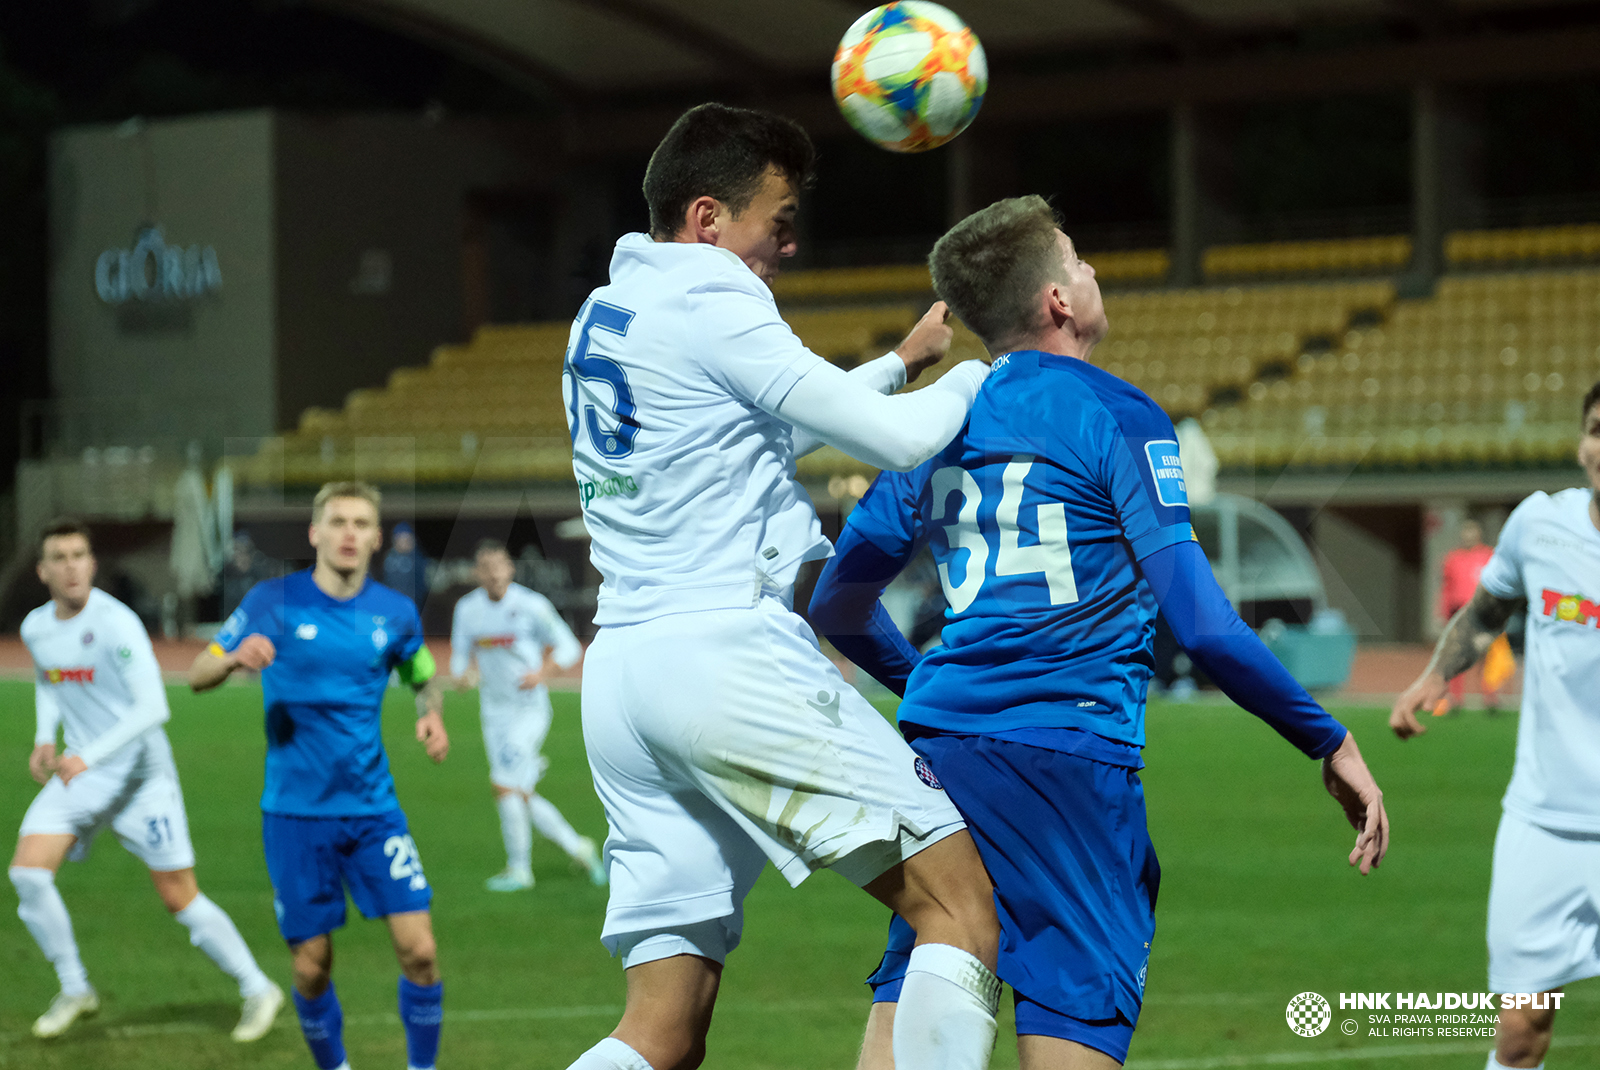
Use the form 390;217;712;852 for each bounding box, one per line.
913;756;942;791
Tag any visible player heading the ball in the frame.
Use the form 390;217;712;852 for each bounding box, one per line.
1391;381;1600;1070
560;102;1003;1070
12;519;283;1041
190;482;448;1070
809;196;1390;1069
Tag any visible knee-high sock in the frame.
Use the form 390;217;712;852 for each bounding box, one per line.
529;793;587;858
893;943;999;1070
293;983;347;1070
497;793;533;872
10;866;90;995
399;976;443;1070
566;1036;653;1070
174;892;274;998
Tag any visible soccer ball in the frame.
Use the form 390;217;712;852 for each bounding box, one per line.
831;3;987;153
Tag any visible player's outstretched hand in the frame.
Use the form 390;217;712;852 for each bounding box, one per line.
28;743;56;785
233;634;277;672
416;709;449;763
517;669;548;690
1389;669;1447;740
56;755;88;785
896;301;955;384
1321;731;1388;875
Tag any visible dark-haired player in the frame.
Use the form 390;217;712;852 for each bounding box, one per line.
190;482;448;1070
561;102;1003;1070
1392;381;1600;1070
810;196;1389;1069
449;539;602;890
13;520;281;1041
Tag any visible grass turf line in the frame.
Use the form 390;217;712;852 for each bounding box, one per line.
0;680;1590;1068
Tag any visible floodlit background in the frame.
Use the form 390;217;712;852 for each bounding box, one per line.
1;1;1599;1065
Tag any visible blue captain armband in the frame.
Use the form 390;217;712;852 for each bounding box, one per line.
397;646;437;690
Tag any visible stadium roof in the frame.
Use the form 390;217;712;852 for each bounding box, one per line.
318;0;1600;99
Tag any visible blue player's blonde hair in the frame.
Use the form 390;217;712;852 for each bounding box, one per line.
930;195;1069;350
312;480;382;523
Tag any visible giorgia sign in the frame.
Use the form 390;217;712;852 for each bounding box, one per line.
95;225;222;305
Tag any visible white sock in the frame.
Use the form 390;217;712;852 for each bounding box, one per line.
567;1036;653;1069
497;794;533;873
529;793;587;858
893;943;1000;1070
174;892;274;998
1487;1054;1543;1069
10;866;90;995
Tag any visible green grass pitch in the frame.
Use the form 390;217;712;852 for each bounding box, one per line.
1;678;1594;1069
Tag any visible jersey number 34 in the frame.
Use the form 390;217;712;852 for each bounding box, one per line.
566;301;639;459
932;456;1079;612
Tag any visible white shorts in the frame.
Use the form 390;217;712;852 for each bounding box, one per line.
582;595;966;965
481;700;554;793
19;764;195;872
1487;809;1600;992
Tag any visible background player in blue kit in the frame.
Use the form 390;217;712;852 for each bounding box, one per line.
189;481;449;1070
809;197;1392;1070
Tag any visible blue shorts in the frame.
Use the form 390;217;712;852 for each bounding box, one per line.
262;810;433;944
867;733;1159;1064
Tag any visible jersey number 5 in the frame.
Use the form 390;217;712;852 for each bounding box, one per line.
931;456;1078;612
566;301;639;459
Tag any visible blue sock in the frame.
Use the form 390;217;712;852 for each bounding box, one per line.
292;983;346;1070
399;976;443;1069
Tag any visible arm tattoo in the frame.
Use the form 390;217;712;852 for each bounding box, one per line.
414;677;444;718
1428;585;1519;681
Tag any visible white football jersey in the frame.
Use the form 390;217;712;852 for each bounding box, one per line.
21;588;176;778
1479;487;1600;831
562;234;836;625
450;583;581;709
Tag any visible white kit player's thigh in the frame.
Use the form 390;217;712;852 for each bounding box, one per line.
583;628;768;963
583;597;964;947
108;775;196;871
480;710;541;793
20;762;141;846
1487;810;1600;992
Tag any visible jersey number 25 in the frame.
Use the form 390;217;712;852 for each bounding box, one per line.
931;456;1079;612
566;301;639;459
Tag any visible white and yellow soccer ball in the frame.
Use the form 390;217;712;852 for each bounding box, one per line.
831;2;988;153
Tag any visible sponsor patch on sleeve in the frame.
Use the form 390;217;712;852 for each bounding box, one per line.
1144;439;1188;508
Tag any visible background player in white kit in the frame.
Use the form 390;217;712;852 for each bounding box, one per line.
9;519;283;1041
562;103;1002;1070
450;539;604;890
1391;380;1600;1070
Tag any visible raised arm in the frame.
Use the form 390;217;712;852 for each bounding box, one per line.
1390;583;1520;739
790;304;955;457
776;359;989;472
188;634;274;692
699;283;986;473
1141;539;1388;874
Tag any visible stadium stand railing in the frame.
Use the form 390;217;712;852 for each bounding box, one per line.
234;226;1600;487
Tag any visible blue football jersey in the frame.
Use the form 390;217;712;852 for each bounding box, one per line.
845;350;1195;748
215;569;425;817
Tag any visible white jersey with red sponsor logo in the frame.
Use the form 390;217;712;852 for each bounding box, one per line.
1479;487;1600;831
20;588;176;779
449;583;581;713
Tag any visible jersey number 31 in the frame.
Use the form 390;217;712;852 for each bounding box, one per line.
931;456;1079;612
